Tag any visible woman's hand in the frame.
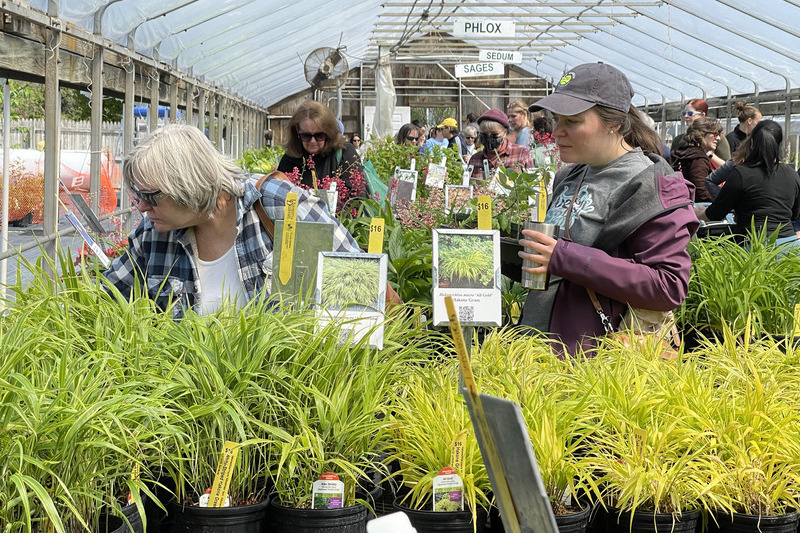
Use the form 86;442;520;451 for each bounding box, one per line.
694;204;711;222
518;229;557;273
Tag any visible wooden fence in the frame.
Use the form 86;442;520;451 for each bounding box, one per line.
1;119;124;155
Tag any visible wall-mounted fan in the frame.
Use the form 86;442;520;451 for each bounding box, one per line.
304;47;349;91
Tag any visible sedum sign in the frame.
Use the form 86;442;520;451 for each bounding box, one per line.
454;62;504;78
478;49;522;65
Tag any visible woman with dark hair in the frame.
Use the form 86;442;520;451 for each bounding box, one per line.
671;117;723;201
518;63;698;356
671;98;731;164
695;120;800;246
277;100;366;208
394;123;420;145
726;101;762;153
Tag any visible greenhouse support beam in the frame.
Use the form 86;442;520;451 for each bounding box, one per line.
42;3;61;273
2;80;10;298
149;69;160;134
90;42;104;214
122;55;134;232
436;64;491;113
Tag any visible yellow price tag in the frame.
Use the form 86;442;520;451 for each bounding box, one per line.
208;441;240;507
633;428;647;459
278;193;298;285
477;195;491;230
537;187;547;223
451;430;467;475
368;218;385;254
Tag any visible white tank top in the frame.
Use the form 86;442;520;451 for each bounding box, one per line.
195;245;246;315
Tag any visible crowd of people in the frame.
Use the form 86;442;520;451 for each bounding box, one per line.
103;61;800;357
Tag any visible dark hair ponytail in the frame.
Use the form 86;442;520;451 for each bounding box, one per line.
595;105;664;156
738;119;783;175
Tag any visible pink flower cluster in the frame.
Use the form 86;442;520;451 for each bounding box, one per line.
393;186;446;229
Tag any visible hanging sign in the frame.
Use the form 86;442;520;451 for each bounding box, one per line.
479;50;523;64
453;19;515;38
455;62;504;79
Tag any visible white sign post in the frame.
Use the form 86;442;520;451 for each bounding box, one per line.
453;19;516;38
478;49;523;64
454;62;504;79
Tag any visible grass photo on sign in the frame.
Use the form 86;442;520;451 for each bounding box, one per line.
320;255;382;310
437;233;495;289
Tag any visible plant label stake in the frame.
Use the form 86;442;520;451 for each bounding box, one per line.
368;218;385;254
536;185;547;223
58;196;111;269
445;295;558;533
477;195;491;230
208;441;240;507
793;303;800;339
278;193;298;285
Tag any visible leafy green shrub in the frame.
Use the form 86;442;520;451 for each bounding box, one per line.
238;146;285;174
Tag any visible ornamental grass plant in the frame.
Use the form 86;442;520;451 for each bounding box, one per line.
679;227;800;340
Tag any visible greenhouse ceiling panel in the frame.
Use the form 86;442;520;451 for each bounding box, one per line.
19;0;800;108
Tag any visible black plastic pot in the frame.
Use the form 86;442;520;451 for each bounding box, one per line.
488;501;591;533
605;507;700;533
170;498;270;533
557;503;593;533
714;510;799;533
393;498;487;533
267;499;367;533
97;500;143;533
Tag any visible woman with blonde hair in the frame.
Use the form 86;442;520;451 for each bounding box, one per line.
506;100;531;146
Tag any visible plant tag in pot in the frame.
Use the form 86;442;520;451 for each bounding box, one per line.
199;487;230;507
426;157;447;189
432;466;464;512
312;472;345;509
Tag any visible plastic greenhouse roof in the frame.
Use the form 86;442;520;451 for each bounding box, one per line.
23;0;800;109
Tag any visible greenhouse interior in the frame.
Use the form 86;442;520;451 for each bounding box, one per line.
3;1;800;533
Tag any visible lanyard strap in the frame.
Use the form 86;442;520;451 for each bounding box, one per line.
562;166;615;335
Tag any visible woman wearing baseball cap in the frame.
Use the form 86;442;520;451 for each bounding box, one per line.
518;62;699;356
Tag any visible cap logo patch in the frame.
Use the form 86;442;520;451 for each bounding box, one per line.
558;72;575;86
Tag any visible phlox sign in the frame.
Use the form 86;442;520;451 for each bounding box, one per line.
453;19;515;38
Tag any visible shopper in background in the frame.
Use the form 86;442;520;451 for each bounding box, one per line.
462;125;478;159
467;109;534;182
506;100;531;147
726;101;762;153
104;124;361;319
518;62;698;356
670;98;730;166
350;133;365;157
394;123;421;145
421;126;448;153
695;120;800;247
277;100;366;204
670;117;723;202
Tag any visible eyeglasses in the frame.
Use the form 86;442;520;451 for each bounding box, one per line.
298;132;327;143
352;139;361;143
465;136;476;140
681;110;704;117
129;181;164;207
406;135;419;141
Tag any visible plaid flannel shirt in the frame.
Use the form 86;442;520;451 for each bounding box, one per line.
103;174;361;318
468;139;535;183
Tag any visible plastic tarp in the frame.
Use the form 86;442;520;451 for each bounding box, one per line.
373;47;396;140
0;149;120;223
21;0;800;109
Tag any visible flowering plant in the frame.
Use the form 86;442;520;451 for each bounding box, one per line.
283;155;368;217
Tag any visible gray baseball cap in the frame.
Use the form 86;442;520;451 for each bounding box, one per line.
528;62;634;116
